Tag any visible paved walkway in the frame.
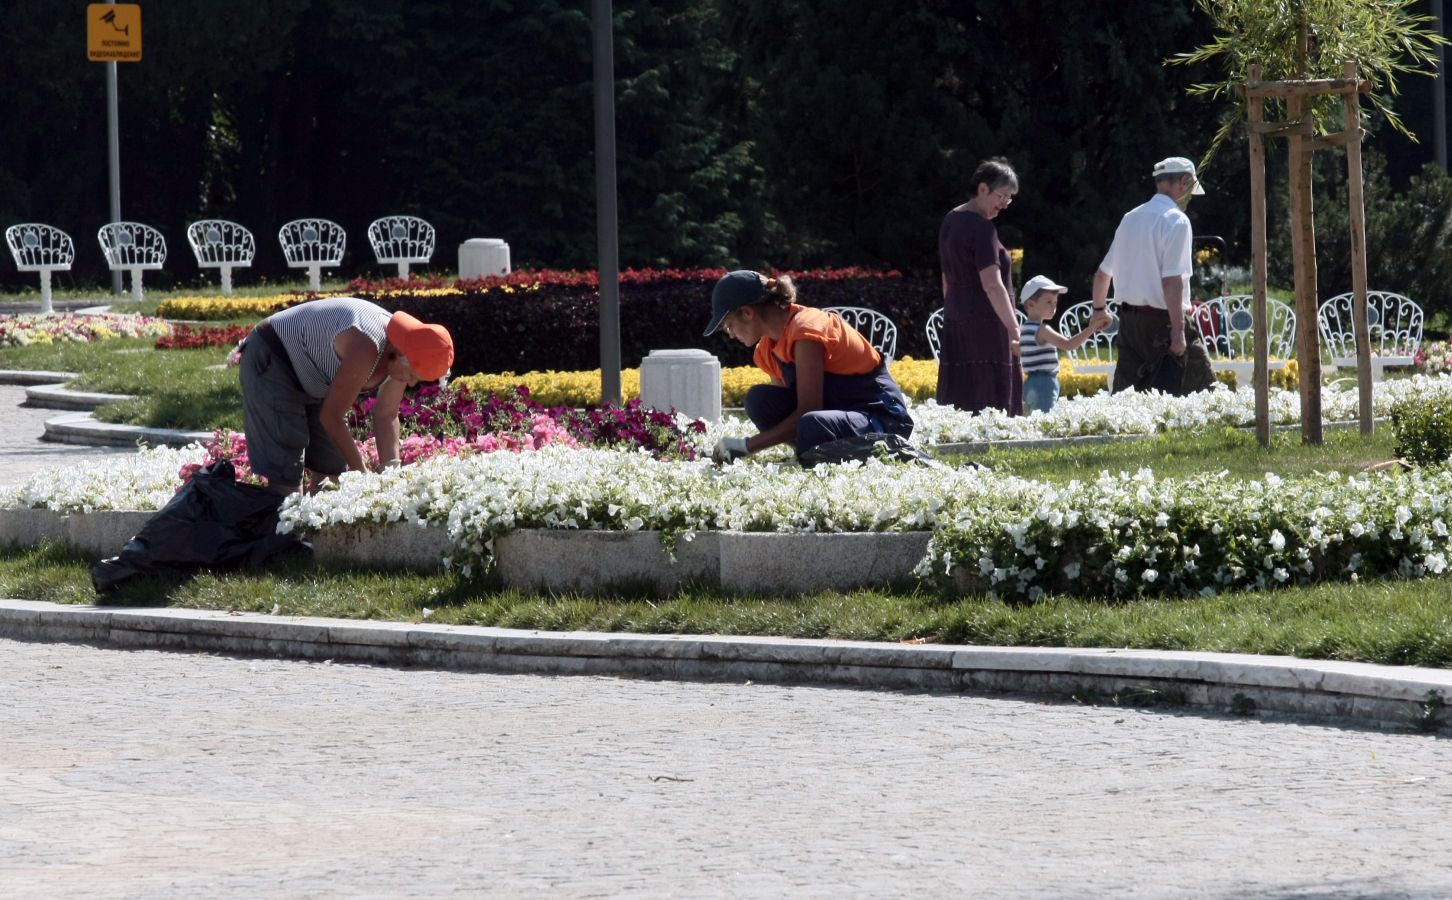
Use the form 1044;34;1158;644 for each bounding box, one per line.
4;638;1451;899
0;384;136;492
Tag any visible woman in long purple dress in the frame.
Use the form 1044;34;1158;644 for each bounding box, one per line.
936;159;1022;415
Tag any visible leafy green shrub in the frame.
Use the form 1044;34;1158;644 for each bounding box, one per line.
1391;392;1452;466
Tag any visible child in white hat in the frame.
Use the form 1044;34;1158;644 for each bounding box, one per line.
1018;275;1111;414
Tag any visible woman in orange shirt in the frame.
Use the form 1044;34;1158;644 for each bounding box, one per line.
703;270;913;463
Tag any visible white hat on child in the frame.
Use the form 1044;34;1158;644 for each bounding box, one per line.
1019;274;1069;303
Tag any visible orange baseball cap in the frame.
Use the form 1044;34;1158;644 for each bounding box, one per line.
386;311;454;381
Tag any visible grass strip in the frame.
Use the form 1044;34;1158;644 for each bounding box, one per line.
3;542;1450;668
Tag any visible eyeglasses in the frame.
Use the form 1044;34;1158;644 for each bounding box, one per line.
993;190;1015;206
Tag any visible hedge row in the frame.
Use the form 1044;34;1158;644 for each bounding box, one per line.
348;269;940;375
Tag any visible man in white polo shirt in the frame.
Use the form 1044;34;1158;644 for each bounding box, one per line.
1091;156;1216;395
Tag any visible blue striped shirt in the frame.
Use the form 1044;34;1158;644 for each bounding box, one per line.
1019;322;1059;374
267;298;390;399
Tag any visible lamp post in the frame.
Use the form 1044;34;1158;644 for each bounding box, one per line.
1436;0;1447;171
592;0;622;405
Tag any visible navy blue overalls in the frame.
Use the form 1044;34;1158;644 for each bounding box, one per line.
743;355;914;455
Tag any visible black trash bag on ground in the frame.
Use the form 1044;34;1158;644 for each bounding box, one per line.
797;433;945;469
90;459;306;593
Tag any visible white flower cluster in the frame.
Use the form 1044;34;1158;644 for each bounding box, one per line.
925;466;1452;601
1;444;205;513
907;375;1452;445
277;447;1006;570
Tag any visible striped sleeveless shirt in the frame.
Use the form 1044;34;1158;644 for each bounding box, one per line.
266;298;390;399
1018;322;1059;375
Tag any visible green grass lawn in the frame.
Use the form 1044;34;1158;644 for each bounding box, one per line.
3;541;1451;668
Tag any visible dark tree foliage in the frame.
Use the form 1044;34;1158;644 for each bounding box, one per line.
1267;150;1452;321
0;0;1444;299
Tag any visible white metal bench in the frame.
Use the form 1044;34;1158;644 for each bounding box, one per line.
278;218;347;291
925;308;944;360
186;219;256;296
97;222;167;302
1190;294;1297;384
1317;290;1423;382
367;215;435;278
823;306;898;360
5;223;75;314
1057;300;1118;376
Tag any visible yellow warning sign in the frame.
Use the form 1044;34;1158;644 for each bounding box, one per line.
88;4;143;62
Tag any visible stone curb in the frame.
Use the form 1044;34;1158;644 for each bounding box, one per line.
0;370;81;386
40;411;211;448
0;597;1447;730
1;370;207;448
24;384;137;411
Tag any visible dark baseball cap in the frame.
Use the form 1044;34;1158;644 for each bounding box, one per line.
704;270;769;336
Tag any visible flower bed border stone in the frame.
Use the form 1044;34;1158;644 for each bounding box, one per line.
310;521;453;572
493;529;719;596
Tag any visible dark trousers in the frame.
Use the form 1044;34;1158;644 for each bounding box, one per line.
1111;306;1216;395
744;385;895;455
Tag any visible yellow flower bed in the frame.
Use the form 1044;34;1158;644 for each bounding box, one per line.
360;283;542;299
453;356;1152;407
455;369;644;408
157;293;325;320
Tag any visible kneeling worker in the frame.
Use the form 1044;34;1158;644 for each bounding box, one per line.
704;270;913;463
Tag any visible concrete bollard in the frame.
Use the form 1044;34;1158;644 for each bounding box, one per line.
458;238;511;279
639;349;721;424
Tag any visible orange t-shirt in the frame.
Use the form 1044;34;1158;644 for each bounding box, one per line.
753;305;883;383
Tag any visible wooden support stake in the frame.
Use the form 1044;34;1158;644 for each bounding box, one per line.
1247;120;1316;137
1310;128;1363;149
1244;77;1371;97
1343;61;1374;435
1248;64;1271;448
1287;94;1324;444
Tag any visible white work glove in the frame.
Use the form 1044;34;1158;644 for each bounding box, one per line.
711;436;750;463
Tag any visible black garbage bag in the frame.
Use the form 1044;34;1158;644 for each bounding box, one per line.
797;433;945;469
90;459;306;593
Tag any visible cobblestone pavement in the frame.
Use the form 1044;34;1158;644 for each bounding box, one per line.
0;385;136;491
3;639;1451;899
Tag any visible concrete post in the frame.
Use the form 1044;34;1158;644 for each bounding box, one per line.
639;349;721;423
458;239;511;279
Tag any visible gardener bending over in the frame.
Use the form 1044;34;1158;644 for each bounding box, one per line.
240;297;454;493
704;270;913;463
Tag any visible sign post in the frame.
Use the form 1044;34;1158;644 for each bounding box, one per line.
88;3;142;295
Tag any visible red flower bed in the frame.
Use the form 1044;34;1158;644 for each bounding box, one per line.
155;323;253;350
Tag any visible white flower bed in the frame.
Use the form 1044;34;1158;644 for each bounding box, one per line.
1;444;204;514
908;375;1452;445
4;377;1451;598
277;449;999;575
925;467;1452;601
